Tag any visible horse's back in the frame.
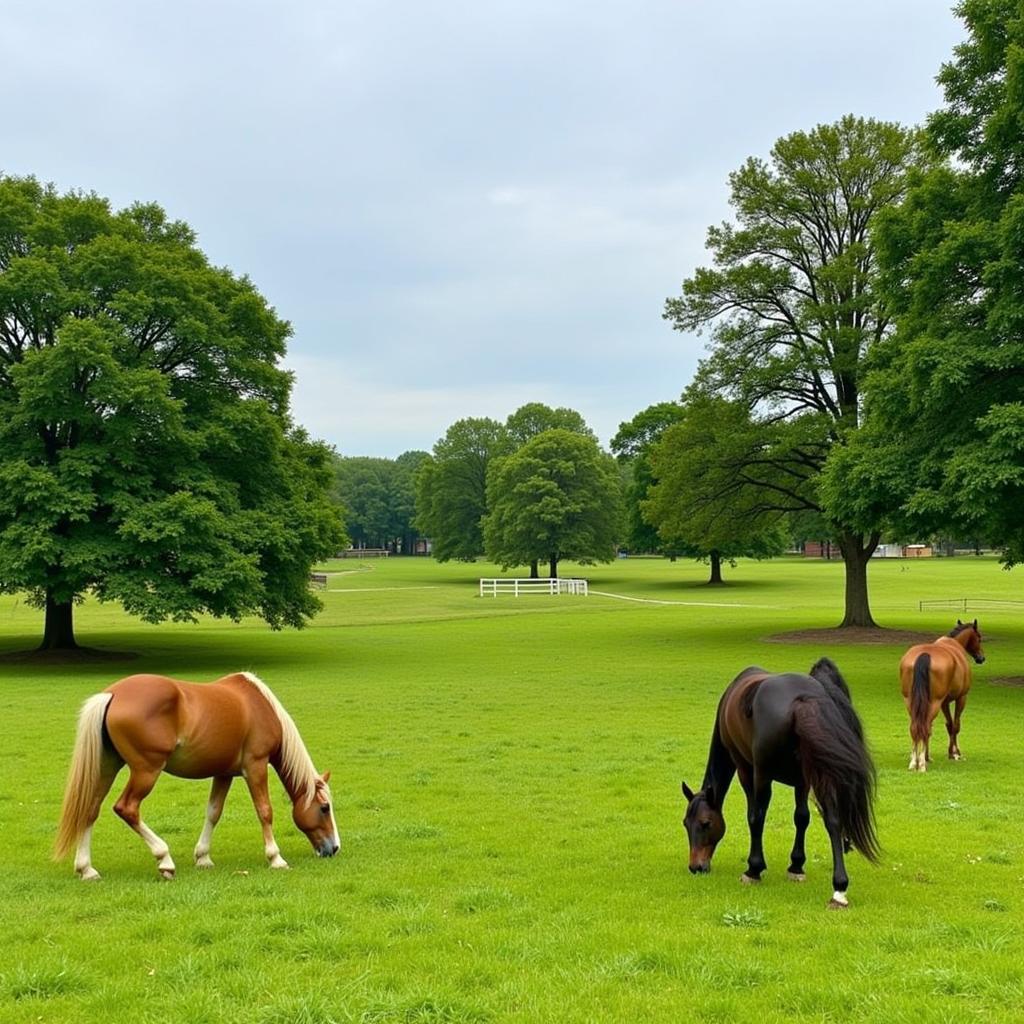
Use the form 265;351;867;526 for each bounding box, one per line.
719;668;804;766
103;673;280;779
899;640;971;700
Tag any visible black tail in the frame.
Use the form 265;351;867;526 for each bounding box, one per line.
809;656;864;742
910;653;932;741
792;693;880;864
809;656;849;699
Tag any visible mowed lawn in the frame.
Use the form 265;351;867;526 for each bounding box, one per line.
0;555;1021;1024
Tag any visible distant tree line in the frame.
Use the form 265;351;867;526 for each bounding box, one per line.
331;451;427;554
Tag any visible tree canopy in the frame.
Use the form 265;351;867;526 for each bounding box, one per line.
415;403;600;566
483;429;623;578
333;450;427;553
415;417;510;562
663;116;926;625
0;175;344;649
856;1;1024;564
611;402;684;555
642;397;790;583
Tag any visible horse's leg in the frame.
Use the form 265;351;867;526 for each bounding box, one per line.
112;766;176;879
787;782;810;881
906;698;925;772
74;752;123;881
948;695;967;760
740;771;772;884
908;721;922;772
923;699;942;766
194;775;233;869
821;804;850;909
243;761;289;869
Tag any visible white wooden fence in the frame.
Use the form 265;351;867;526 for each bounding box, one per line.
479;577;588;597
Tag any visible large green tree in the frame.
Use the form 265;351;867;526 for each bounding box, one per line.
664;116;925;626
853;1;1024;564
483;429;623;578
641;397;790;583
415;417;509;562
0;175;344;650
416;403;597;568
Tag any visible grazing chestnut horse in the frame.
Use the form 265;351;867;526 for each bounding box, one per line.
54;672;340;880
682;658;879;909
900;619;985;772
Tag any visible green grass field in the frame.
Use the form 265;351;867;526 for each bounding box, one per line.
1;555;1022;1023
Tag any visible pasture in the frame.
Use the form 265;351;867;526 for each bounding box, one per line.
1;555;1022;1024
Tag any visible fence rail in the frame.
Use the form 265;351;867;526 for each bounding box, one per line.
336;548;390;558
918;597;1024;612
479;577;589;597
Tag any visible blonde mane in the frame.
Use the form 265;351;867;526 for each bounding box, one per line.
241;672;319;807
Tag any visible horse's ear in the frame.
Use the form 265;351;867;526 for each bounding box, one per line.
321;770;331;784
957;618;963;626
705;784;718;809
681;781;695;801
972;619;978;629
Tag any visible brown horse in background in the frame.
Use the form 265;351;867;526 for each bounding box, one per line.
900;620;985;772
55;672;340;879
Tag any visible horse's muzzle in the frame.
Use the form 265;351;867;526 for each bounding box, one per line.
974;655;986;664
318;840;340;858
689;863;710;875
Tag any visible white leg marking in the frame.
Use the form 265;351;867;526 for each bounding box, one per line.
830;890;849;907
138;821;176;877
194;802;219;868
265;841;289;869
74;825;101;881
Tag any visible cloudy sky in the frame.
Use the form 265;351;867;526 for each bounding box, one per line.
5;1;965;457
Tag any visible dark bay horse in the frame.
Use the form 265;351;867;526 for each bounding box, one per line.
682;658;879;909
55;672;340;880
900;619;985;772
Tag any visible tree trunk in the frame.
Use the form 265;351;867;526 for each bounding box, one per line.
707;549;723;585
549;555;558;579
837;532;879;628
529;559;539;579
40;592;78;650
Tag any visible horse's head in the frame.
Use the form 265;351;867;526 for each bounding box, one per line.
956;618;986;664
682;781;725;874
292;771;341;858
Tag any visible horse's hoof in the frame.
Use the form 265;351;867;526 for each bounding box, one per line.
78;868;101;882
195;856;214;869
740;873;760;885
787;872;806;882
269;857;290;870
159;868;176;881
828;890;849;910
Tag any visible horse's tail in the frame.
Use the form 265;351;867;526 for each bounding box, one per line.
909;653;932;741
792;693;880;864
53;693;113;861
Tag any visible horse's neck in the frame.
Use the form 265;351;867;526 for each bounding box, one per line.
939;634;969;653
270;749;315;808
701;719;736;803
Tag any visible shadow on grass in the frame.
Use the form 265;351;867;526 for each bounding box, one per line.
0;629;328;680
